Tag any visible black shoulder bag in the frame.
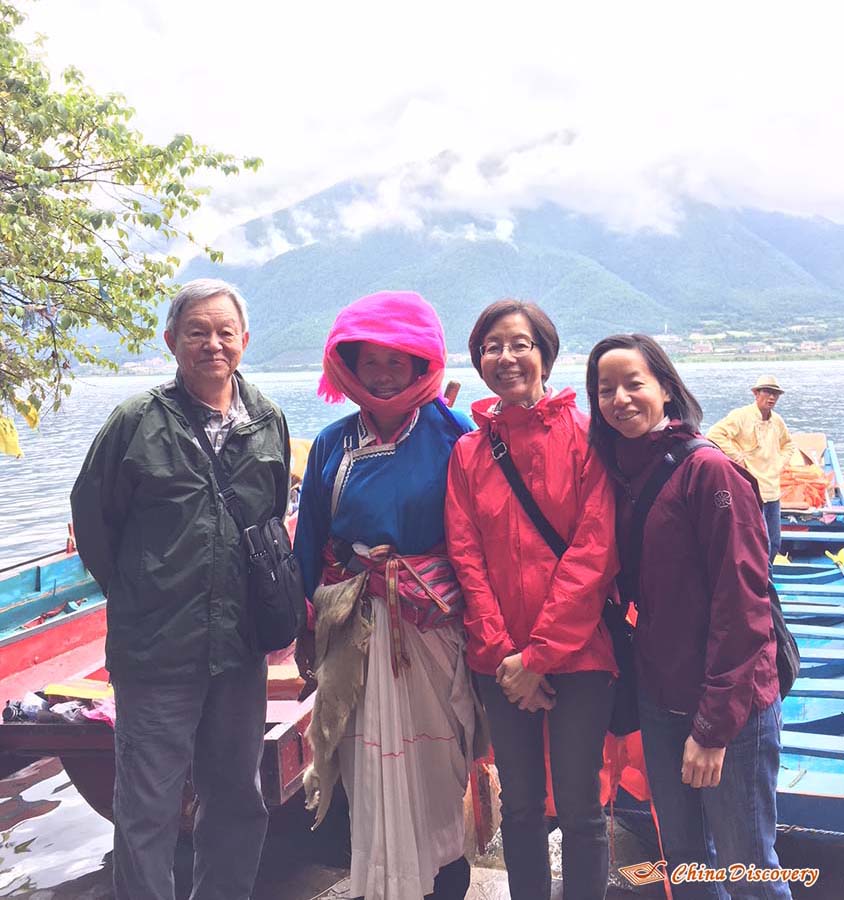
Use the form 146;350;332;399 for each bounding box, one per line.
489;430;639;737
619;437;799;700
176;393;306;653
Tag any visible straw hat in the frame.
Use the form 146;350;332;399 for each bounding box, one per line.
751;375;784;394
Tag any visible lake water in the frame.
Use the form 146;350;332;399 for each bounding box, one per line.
2;359;844;569
3;360;844;896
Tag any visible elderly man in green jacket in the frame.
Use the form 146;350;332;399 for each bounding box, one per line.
71;278;291;900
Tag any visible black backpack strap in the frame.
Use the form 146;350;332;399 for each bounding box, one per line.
488;429;568;559
622;437;717;603
174;388;247;532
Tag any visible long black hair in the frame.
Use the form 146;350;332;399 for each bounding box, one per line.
585;333;703;472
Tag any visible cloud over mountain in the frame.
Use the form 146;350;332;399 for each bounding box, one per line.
23;0;844;253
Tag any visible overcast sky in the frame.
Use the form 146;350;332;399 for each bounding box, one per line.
18;0;844;263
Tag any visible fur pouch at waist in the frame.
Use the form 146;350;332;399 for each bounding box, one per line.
303;571;371;827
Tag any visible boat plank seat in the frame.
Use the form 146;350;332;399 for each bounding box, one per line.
789;623;844;639
781;603;844;617
267;662;305;701
266;699;312;725
775;570;844;586
782;530;844;543
782;603;844;626
778;584;844;600
780;731;844;760
798;648;844;662
789;677;844;699
42;677;113;701
777;767;844;797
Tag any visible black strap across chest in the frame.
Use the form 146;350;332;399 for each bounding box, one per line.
488;428;568;558
489;428;717;600
619;437;717;603
175;389;248;532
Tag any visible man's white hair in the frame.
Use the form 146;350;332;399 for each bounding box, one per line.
165;278;249;334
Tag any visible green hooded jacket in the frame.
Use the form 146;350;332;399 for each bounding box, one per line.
70;372;290;681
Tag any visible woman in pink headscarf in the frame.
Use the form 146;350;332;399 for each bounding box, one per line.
294;291;483;900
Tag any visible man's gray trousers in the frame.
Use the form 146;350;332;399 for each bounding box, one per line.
112;659;268;900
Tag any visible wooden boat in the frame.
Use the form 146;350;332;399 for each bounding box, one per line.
0;547;107;696
776;559;844;843
0;544;108;774
0;547;105;778
0;649;316;824
0;546;316;822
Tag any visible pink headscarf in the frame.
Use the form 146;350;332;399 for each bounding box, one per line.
318;291;447;417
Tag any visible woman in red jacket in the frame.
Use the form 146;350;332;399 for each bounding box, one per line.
585;334;789;900
445;300;618;900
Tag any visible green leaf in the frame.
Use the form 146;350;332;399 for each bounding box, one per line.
0;0;260;411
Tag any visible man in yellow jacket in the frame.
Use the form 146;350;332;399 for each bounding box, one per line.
707;376;795;562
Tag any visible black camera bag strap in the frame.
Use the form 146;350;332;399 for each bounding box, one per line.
175;387;305;653
489;429;567;558
174;389;248;531
488;429;715;576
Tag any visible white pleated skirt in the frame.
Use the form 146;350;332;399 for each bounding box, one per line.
339;598;476;900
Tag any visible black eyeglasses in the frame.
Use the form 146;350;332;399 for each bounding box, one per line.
480;340;536;359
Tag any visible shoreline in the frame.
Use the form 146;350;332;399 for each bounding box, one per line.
102;352;844;377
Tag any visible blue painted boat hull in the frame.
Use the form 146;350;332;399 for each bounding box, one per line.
0;551;104;639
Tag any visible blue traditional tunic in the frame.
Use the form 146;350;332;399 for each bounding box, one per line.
295;400;472;596
294;399;476;900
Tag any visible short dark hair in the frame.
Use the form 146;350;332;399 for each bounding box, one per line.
585;333;703;472
468;299;559;381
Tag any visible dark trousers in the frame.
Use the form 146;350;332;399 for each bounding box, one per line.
477;670;615;900
112;659;269;900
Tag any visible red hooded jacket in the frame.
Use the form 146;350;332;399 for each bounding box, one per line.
445;390;618;676
615;424;779;748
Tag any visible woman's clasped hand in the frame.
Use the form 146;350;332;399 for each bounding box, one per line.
496;652;556;711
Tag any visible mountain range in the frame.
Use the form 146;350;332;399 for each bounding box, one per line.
113;181;844;367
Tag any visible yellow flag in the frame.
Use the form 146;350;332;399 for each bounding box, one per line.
0;416;23;458
825;549;844;574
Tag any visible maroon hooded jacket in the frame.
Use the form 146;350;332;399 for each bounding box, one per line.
615;423;779;748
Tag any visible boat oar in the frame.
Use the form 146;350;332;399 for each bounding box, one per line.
443;380;460;408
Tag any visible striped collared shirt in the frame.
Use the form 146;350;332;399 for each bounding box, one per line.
182;376;250;455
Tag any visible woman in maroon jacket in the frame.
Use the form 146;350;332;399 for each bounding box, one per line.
586;334;790;900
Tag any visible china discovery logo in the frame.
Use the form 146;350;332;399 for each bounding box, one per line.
618;859;668;886
618;860;819;889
